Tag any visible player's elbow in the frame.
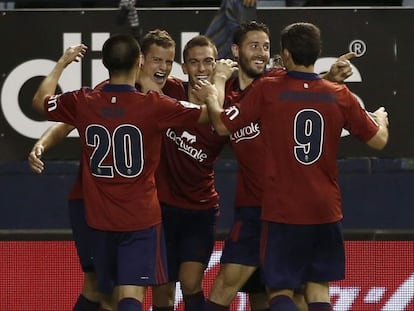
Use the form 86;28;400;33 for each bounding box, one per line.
32;95;45;114
366;127;389;150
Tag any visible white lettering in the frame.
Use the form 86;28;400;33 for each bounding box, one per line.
165;128;207;162
47;95;59;112
225;106;239;121
382;273;414;311
330;286;360;311
230;122;260;143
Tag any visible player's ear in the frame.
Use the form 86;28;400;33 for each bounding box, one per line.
231;44;239;60
182;62;188;75
137;54;143;68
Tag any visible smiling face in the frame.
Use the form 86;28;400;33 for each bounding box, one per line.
233;30;270;78
182;45;216;87
140;43;175;88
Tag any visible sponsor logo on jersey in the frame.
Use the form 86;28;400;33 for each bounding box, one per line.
224;106;239;120
230;122;261;143
46;95;59;112
166;129;207;162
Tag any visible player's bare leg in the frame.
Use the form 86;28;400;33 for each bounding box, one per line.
152;282;175;311
116;285;146;311
207;263;257;307
293;292;308;311
305;282;331;311
179;261;207;311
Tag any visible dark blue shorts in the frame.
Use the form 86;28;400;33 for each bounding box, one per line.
93;224;169;294
260;221;345;290
161;203;218;281
68;199;94;273
221;207;261;266
220;207;265;293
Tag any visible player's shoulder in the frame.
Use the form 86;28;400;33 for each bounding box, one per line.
164;76;184;88
321;79;350;93
163;77;186;99
263;67;287;78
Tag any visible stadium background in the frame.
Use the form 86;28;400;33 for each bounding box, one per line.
0;5;413;310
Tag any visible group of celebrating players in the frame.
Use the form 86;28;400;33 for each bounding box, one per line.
29;19;388;311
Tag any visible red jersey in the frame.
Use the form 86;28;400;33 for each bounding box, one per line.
67;78;187;203
221;71;379;224
44;84;202;231
224;69;285;207
157;82;228;210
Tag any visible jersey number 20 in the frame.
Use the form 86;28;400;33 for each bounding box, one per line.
86;124;144;178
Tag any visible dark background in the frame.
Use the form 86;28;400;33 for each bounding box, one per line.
0;8;412;232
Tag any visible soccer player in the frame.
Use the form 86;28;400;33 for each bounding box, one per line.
151;35;235;311
32;34;214;311
201;22;389;311
203;20;356;311
28;29;184;311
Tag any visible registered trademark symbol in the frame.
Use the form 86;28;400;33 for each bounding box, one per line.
349;40;366;57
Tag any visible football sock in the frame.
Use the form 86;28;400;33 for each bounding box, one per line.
118;297;142;311
308;302;333;311
73;294;100;311
183;291;205;311
269;295;298;311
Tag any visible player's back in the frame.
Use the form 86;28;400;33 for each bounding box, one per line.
58;84;201;231
253;72;378;225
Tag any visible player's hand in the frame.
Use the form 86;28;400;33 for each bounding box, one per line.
58;44;88;68
370;106;389;128
326;52;356;83
192;79;218;102
270;54;284;69
214;59;238;82
28;144;45;174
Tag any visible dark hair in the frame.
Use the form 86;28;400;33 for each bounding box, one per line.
183;35;218;62
102;34;141;74
280;22;321;67
140;29;175;56
233;21;271;46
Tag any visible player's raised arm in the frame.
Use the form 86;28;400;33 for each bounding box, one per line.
28;122;75;173
32;44;88;113
366;106;389;150
322;52;356;83
213;58;238;107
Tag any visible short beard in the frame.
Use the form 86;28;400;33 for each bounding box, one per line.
238;55;266;79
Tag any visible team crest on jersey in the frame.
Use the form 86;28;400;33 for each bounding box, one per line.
178;100;200;109
47;94;60;112
165;128;207;162
230;122;261;143
224;106;239;120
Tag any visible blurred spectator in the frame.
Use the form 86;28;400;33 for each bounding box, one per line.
117;0;143;42
204;0;258;59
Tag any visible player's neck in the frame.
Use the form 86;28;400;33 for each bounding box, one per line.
237;70;255;91
287;64;315;73
109;74;136;87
